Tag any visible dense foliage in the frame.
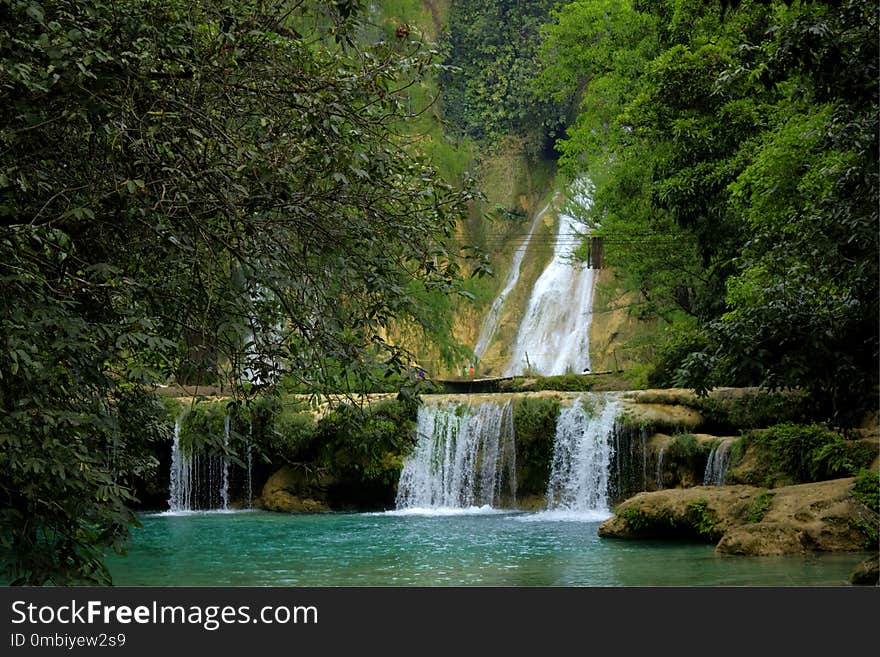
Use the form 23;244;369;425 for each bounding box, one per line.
174;395;418;498
0;0;475;584
536;0;878;421
728;423;877;487
440;0;560;149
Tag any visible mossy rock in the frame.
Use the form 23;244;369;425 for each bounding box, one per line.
849;556;879;586
256;466;333;513
725;424;878;488
618;396;704;434
600;478;876;555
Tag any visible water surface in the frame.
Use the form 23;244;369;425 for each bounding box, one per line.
106;510;866;586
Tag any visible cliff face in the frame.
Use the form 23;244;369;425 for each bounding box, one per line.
588;268;658;374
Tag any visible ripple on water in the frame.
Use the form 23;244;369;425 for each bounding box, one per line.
106;511;869;586
514;509;612;523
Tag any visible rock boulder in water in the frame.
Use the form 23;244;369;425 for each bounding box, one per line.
599;478;876;556
256;466;331;513
849;556;879;586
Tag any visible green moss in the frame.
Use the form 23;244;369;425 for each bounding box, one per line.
848;471;880;550
740;423;875;486
631;389;818;432
512;396;560;496
662;433;709;481
619;506;649;532
668;433;700;460
686;498;719;539
746;491;774;523
178;400;230;455
853;469;879;513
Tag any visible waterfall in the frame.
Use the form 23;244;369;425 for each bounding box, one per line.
168;412;191;512
473;198;555;360
703;438;735;486
246;419;254;508
396;400;517;510
541;396;620;517
220;413;231;510
655;447;665;489
167;410;233;512
504;184;597;376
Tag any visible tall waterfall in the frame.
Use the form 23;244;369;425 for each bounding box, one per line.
396;400;517;510
544;396;620;517
703;438;735;486
167;411;232;512
473;198;555;360
505;186;597;376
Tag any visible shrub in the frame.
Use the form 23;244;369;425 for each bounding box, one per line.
315;398;418;485
852;469;879;513
687;498;719;539
271;412;318;463
746;491;774;523
740;423;874;486
620;506;649;532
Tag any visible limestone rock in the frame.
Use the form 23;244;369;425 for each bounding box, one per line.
256;466;332;513
849;556;879;586
599;478;877;556
598;485;755;542
717;479;868;554
516;494;547;511
618;400;704;432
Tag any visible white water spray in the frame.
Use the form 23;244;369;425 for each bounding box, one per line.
505;184;597;376
246;419;254;507
221;413;231;510
655;447;666;489
167;410;233;512
703;438;735;486
396;401;516;510
474;198;556;360
544;396;620;516
168;412;191;512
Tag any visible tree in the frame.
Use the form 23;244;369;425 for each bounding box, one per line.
0;0;475;583
681;0;879;419
440;0;560;149
537;0;878;418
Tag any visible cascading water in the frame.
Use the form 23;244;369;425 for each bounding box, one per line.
167;411;232;512
168;412;191;512
221;413;231;510
655;447;665;490
505;184;597;376
543;396;620;517
246;420;254;508
473;198;556;361
396;400;517;510
703;438;735;486
610;422;650;501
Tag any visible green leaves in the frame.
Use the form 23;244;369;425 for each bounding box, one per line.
0;0;476;583
537;0;878;420
440;0;560;146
